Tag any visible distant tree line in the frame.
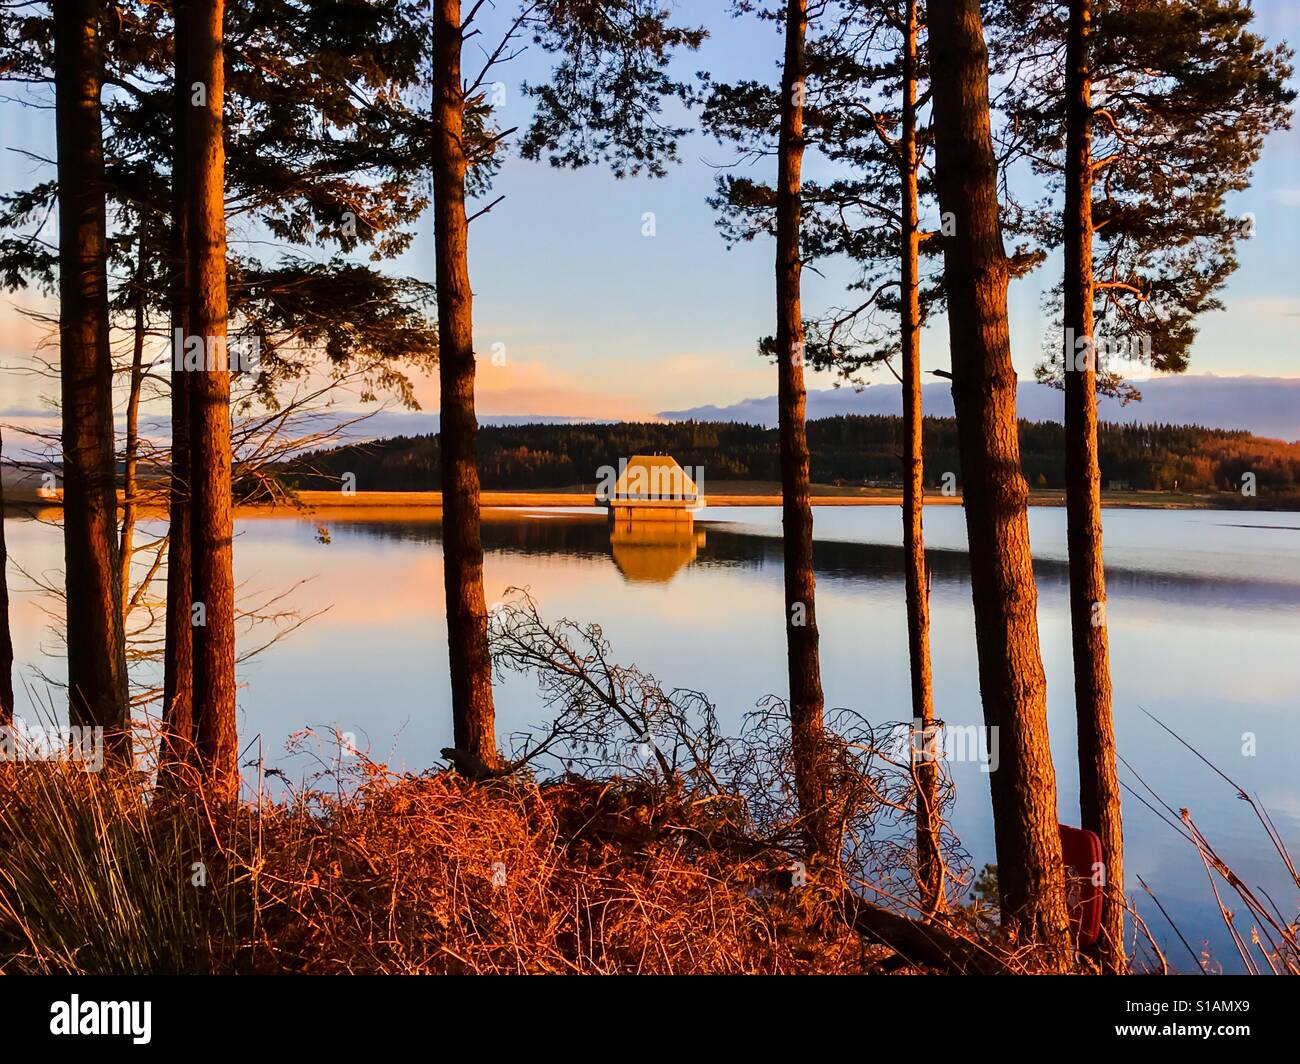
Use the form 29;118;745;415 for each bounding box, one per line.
284;416;1300;496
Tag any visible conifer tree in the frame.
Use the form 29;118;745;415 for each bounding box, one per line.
927;0;1072;962
53;0;130;756
0;427;13;725
701;0;946;882
990;0;1294;969
432;0;703;769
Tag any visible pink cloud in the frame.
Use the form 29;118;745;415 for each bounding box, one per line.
417;359;654;420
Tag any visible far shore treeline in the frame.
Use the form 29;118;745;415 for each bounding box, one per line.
283;416;1300;498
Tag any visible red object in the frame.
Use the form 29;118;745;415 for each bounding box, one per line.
1058;823;1103;947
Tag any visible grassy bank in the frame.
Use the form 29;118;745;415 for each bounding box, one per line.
0;761;917;975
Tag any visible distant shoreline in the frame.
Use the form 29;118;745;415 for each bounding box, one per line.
7;486;1294;516
279;487;1267;511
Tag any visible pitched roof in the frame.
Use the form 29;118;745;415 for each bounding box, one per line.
609;455;699;500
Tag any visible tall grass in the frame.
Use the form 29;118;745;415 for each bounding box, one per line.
8;749;1288;974
0;759;880;974
0;761;255;974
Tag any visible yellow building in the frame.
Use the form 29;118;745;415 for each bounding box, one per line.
595;455;705;523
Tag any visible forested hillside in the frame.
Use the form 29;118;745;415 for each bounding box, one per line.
283;416;1300;496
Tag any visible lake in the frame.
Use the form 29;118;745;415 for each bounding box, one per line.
5;503;1299;971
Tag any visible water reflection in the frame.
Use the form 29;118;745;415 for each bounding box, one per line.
608;517;706;584
323;508;1300;612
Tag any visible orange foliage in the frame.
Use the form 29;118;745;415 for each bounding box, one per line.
251;769;874;974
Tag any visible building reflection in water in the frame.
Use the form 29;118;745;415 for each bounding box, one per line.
608;515;706;583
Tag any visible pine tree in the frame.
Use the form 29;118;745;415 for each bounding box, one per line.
927;0;1072;962
811;0;948;910
53;0;130;759
432;0;703;770
701;0;948;881
186;0;238;799
990;0;1294;969
773;0;834;860
162;0;194;772
2;0;443;778
432;0;496;765
897;0;944;914
0;427;13;725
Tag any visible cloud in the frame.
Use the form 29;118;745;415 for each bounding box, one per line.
0;405;55;418
449;349;785;421
657;350;752;378
417;359;653;420
0;298;55;354
1276;188;1300;207
1234;295;1300;318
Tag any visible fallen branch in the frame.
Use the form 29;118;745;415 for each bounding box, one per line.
839;892;1011;975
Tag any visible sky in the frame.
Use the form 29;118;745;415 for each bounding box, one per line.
1;0;1299;428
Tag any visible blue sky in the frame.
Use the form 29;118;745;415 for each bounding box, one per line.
1;0;1298;424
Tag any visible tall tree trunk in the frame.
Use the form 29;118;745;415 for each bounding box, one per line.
926;0;1071;963
119;230;148;619
187;0;237;799
162;0;194;774
901;0;943;916
432;0;498;769
53;0;129;758
1064;0;1125;973
0;428;14;725
775;0;832;861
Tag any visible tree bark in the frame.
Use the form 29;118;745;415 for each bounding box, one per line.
53;0;129;758
775;0;832;861
186;0;238;799
162;0;194;775
901;0;943;916
1063;0;1125;973
0;427;14;725
432;0;498;769
925;0;1071;963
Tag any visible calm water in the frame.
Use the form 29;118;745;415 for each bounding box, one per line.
5;504;1299;971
